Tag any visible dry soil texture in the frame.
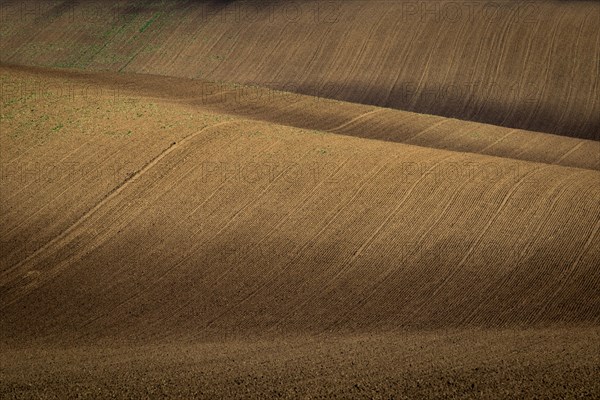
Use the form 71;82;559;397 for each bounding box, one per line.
0;0;599;138
1;1;600;399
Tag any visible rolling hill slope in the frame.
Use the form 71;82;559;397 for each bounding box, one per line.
2;66;599;347
4;64;599;171
1;0;598;138
1;65;599;398
1;1;600;398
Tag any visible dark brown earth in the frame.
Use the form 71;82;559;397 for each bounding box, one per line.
1;1;599;399
1;0;598;138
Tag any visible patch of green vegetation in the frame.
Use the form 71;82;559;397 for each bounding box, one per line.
102;25;119;40
139;12;161;33
52;123;64;132
0;112;14;121
73;21;131;69
3;98;19;107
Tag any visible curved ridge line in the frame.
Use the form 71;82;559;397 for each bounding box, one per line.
327;109;384;132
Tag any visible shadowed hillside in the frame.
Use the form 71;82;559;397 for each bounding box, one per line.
3;65;599;171
1;66;599;347
1;1;599;398
1;0;598;138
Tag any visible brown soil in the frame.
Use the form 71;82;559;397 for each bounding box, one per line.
1;1;599;399
2;329;599;399
1;1;598;138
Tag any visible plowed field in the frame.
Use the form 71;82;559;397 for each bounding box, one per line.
1;1;599;398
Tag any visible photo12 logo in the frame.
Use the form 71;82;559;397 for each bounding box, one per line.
399;1;539;23
1;1;138;23
200;0;341;24
1;79;131;104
